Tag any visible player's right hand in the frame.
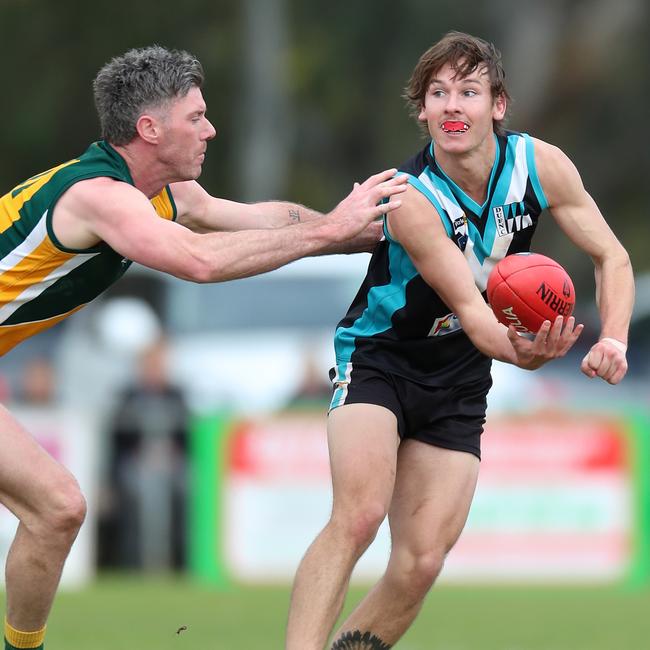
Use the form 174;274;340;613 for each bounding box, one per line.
508;315;583;370
325;169;407;242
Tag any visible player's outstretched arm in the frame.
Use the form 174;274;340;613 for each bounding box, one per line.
171;172;401;254
59;171;405;283
534;138;633;384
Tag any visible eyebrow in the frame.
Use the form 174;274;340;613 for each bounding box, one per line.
430;76;483;85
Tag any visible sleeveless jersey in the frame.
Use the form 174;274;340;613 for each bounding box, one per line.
332;131;549;391
0;140;176;356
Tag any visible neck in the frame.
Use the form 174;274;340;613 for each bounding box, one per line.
111;142;168;199
434;133;497;204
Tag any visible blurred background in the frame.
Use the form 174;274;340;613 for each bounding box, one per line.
1;0;650;648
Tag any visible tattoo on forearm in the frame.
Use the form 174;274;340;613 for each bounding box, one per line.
288;208;301;224
331;630;391;650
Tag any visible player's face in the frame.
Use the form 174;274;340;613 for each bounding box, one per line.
418;62;506;155
157;86;217;181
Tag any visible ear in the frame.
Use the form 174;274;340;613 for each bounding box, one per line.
417;105;427;122
135;114;162;144
492;93;507;121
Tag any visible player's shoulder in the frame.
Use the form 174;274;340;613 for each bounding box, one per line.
401;183;440;211
67;175;138;198
527;137;584;208
528;136;581;184
61;176;148;219
527;136;573;168
387;184;444;241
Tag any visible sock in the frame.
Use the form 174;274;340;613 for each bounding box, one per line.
4;619;46;650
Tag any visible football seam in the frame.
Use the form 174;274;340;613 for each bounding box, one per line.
503;267;573;322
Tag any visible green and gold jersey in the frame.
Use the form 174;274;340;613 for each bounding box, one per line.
0;140;176;356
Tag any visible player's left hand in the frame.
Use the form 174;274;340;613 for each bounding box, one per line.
508;315;583;370
580;337;627;384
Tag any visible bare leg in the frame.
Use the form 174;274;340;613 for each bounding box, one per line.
285;404;399;650
331;441;479;647
0;405;86;631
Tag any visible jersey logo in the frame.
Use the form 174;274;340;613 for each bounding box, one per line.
494;204;533;237
452;214;468;251
428;312;462;337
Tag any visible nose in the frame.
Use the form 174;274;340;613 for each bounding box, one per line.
204;119;217;141
444;92;461;113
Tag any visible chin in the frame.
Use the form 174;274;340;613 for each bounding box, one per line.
435;138;472;154
183;165;203;181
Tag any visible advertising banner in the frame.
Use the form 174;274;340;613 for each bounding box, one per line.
190;410;650;585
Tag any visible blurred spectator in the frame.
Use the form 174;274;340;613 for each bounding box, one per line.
98;336;189;571
284;349;332;410
16;356;57;405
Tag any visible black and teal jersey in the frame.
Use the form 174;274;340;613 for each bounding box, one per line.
0;141;176;355
331;131;549;393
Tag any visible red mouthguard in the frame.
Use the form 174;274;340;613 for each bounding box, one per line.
442;121;468;131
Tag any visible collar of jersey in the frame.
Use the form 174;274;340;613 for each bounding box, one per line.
98;141;136;186
429;133;500;216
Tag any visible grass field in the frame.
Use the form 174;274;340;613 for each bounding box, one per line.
23;574;650;649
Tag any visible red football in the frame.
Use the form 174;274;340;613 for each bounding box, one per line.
487;253;575;335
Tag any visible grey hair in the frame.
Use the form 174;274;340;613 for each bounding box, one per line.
93;45;204;145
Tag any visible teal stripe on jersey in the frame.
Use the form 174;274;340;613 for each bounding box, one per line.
465;220;488;263
329;364;351;409
479;132;519;262
424;170;457;210
331;384;344;407
419;166;492;266
490;133;519;207
403;174;453;236
334;242;419;372
524;133;549;210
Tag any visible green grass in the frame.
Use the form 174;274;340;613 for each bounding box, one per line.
17;575;650;649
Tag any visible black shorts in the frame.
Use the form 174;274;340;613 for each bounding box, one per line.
329;365;492;460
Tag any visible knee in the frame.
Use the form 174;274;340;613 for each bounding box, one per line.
389;548;445;597
411;551;445;590
39;475;87;539
331;502;387;551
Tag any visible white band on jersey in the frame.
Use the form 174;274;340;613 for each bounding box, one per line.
600;337;627;353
